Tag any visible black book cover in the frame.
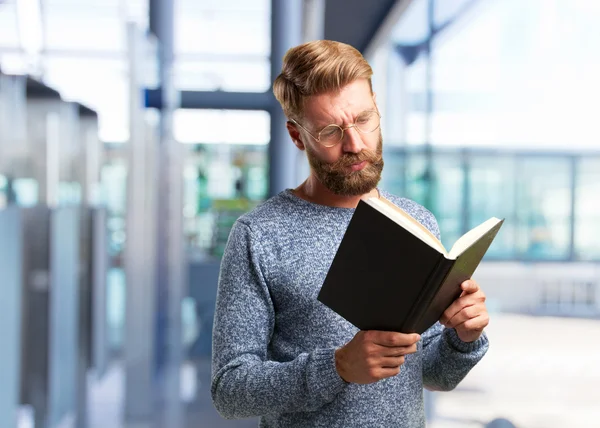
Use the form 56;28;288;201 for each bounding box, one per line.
317;200;503;334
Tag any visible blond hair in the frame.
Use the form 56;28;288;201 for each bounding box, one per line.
273;40;373;120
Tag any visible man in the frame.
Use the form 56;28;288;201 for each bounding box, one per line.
211;40;489;427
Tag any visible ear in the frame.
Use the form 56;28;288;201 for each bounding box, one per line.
286;121;306;151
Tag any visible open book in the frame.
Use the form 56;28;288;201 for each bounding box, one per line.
317;197;504;334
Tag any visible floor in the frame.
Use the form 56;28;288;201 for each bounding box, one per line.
428;313;600;428
80;313;600;428
85;359;257;428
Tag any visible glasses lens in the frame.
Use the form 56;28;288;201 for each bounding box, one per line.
319;125;343;145
356;111;380;133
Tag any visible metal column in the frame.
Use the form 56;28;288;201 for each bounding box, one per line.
269;0;304;197
303;0;325;42
124;23;158;421
150;0;185;424
0;207;23;428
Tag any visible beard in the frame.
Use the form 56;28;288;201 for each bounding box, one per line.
305;132;384;196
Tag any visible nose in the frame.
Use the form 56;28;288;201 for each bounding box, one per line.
341;126;364;154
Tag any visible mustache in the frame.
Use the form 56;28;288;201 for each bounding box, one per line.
324;148;382;171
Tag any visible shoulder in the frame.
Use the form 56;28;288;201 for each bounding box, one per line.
379;190;440;239
235;190;300;235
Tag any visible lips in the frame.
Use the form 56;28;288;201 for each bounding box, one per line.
349;161;367;172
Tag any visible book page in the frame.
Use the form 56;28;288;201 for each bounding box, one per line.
448;217;502;259
364;197;447;255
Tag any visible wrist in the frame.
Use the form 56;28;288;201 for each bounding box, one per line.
456;329;482;343
444;327;488;353
334;347;350;383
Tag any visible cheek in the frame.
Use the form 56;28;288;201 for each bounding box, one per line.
323;150;343;164
308;144;341;164
363;132;380;151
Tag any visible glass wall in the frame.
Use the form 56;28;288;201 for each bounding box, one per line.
382;147;600;262
428;0;600;150
174;109;270;259
378;4;600;424
183;143;268;259
175;0;271;92
467;153;516;258
377;0;600;262
575;158;600;261
515;156;573;260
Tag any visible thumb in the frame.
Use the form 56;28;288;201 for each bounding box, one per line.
461;280;479;294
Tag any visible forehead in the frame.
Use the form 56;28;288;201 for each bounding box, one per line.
303;79;373;126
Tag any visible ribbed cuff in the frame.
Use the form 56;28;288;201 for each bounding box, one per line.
306;348;348;403
443;328;489;353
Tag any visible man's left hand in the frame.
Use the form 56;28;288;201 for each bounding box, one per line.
439;279;489;343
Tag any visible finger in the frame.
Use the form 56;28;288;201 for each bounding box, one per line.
380;355;406;368
461;279;480;294
440;298;475;326
375;366;402;380
440;292;486;325
454;312;489;332
445;303;484;328
368;331;420;347
445;304;486;329
377;343;418;357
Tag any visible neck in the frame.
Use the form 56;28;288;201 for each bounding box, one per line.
294;174;379;209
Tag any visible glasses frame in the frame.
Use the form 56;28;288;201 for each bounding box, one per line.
290;109;381;148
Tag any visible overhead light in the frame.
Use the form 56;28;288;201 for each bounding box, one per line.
16;0;44;57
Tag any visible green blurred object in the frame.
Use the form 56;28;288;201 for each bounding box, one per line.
196;171;212;213
210;198;260;258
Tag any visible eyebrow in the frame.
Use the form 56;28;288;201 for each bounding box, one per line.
313;108;375;129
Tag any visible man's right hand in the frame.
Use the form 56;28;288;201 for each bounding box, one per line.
334;330;421;384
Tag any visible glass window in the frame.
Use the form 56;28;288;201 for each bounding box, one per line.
44;4;126;52
183;143;267;259
427;0;600;150
174;109;270;145
515;157;572;260
404;52;429;146
42;56;129;142
380;51;408;146
175;0;270;92
381;148;407;197
0;174;6;208
0;2;20;48
12;178;39;207
176;8;270;56
392;0;429;45
468;154;517;258
574;157;600;260
174;58;270;92
100;157;128;262
433;0;476;28
430;153;465;250
386;149;466;251
403;151;428;207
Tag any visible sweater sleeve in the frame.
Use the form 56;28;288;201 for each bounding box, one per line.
211;220;348;419
418;207;489;391
421;321;489;391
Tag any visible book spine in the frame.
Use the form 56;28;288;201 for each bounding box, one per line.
401;255;454;333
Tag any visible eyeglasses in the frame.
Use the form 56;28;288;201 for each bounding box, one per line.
290;109;381;148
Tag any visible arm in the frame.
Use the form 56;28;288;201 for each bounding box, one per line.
420;210;489;391
210;221;347;419
421;322;488;391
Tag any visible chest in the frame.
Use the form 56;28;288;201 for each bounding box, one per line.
262;224;356;336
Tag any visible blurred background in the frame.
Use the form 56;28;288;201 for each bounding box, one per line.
0;0;599;427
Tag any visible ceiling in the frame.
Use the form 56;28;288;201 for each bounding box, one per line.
0;0;406;141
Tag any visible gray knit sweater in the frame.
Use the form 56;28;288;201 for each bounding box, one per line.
211;189;488;427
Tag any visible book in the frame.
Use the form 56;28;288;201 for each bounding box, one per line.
317;197;504;335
